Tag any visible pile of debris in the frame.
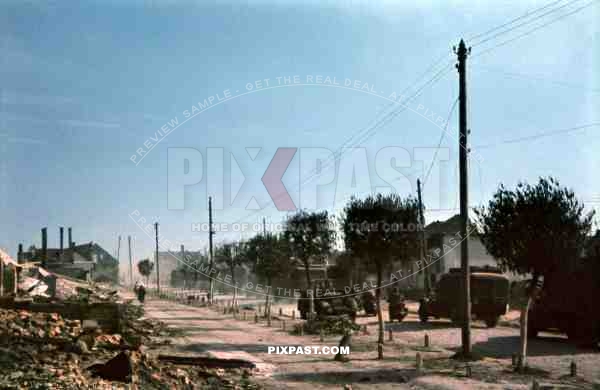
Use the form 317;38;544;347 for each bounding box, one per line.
0;304;263;389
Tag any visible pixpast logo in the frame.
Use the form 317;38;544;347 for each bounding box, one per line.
167;146;451;211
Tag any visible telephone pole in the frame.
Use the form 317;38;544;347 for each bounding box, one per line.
128;236;133;286
117;235;121;263
455;38;471;357
208;196;215;304
417;179;430;295
155;222;160;293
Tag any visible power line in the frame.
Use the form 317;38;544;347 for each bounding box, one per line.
228;60;455;228
229;13;555;231
472;0;584;47
473;122;600;149
473;0;599;59
423;97;459;188
467;0;565;41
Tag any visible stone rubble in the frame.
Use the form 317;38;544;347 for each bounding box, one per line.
0;303;263;389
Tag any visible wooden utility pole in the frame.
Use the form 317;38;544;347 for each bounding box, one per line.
262;217;270;318
117;235;121;260
128;236;133;286
117;235;121;264
41;227;48;268
208;197;215;304
232;243;238;307
155;222;160;293
417;179;430;295
455;38;471;357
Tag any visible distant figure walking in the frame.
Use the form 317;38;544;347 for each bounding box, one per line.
134;281;146;304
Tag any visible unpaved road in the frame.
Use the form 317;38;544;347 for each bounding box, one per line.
132;293;600;389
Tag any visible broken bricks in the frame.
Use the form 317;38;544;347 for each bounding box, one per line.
87;351;132;382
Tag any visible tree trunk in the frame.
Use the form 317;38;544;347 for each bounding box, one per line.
376;266;384;359
517;296;532;372
304;262;314;320
230;265;237;309
264;277;271;318
517;274;540;373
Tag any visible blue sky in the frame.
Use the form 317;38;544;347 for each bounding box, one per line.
1;0;599;267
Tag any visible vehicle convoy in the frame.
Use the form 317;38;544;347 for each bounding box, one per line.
360;291;377;316
528;269;600;346
418;266;510;328
388;288;408;322
297;280;358;320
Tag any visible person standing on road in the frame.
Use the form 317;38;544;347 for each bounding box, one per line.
136;281;146;304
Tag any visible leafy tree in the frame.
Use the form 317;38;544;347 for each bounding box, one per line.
215;242;245;307
137;258;154;286
244;233;292;317
284;210;335;319
342;193;420;359
475;177;593;371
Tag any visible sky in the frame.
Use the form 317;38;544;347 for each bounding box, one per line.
1;0;599;270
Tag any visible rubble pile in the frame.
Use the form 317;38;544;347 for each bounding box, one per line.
0;305;263;389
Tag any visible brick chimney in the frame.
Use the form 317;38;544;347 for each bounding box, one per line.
41;227;48;267
68;227;73;248
59;227;64;253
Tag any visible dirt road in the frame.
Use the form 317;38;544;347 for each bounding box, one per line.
133;294;600;389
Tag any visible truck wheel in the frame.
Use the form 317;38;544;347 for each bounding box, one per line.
485;316;499;328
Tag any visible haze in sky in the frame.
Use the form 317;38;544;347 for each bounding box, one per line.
1;0;598;268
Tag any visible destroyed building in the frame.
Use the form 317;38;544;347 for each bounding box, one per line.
19;227;119;283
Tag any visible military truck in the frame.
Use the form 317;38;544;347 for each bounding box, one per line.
418;266;510;328
297;280;358;320
528;269;600;346
388;288;408;322
360;291;377;316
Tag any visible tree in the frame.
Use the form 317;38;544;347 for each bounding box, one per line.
284;210;335;319
244;233;292;317
474;177;593;372
216;242;244;308
137;258;154;286
342;193;420;359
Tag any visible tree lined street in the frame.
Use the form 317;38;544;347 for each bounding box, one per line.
134;291;600;389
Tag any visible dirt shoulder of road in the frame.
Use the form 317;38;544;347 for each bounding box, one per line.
133;294;600;390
